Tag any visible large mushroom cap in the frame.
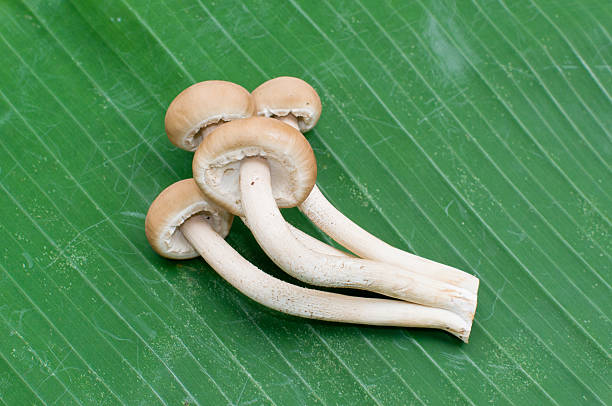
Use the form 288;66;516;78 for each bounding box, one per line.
252;77;322;132
165;80;254;151
193;116;317;216
145;179;234;259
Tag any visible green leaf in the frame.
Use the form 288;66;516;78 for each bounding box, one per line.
0;0;610;404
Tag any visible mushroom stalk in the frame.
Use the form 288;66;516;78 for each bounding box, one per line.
299;186;479;292
275;118;478;293
274;220;353;258
180;215;471;342
239;157;477;322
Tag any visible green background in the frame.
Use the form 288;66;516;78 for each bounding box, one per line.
0;0;610;404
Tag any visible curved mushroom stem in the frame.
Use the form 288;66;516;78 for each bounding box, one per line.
180;215;471;342
239;157;477;323
300;186;480;293
246;218;352;258
277;116;478;295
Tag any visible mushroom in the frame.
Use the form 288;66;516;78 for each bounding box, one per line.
165;80;254;151
163;80;348;255
145;179;472;342
193;117;477;323
252;76;321;131
252;77;479;294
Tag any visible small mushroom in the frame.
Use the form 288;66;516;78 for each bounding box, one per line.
252;77;479;294
165;80;254;151
193;117;477;323
146;179;471;342
252;76;321;131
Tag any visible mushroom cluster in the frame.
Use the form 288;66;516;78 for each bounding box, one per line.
146;77;479;342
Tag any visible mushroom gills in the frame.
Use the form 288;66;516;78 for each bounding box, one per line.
252;77;478;294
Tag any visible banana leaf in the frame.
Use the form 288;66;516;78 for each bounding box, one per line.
0;0;610;404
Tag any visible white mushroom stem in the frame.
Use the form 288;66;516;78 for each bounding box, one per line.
265;219;352;258
277;119;478;294
300;186;479;293
239;157;477;322
180;215;471;342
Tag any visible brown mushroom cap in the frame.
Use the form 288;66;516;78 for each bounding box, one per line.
252;77;322;132
145;179;233;259
165;81;254;151
193;116;317;216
